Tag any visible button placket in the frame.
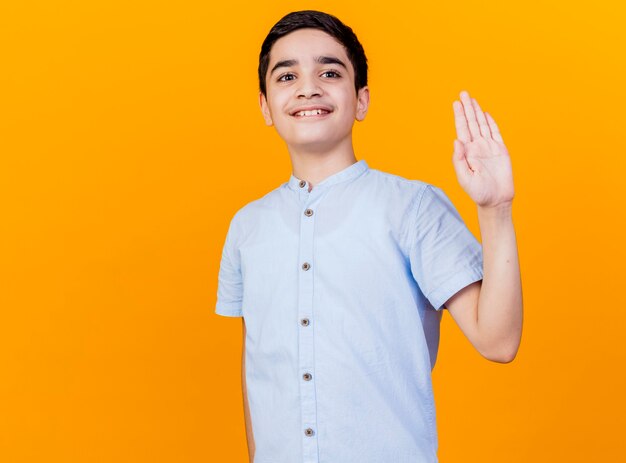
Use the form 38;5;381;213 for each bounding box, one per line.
298;194;320;462
298;179;310;202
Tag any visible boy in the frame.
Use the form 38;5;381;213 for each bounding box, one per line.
216;10;522;463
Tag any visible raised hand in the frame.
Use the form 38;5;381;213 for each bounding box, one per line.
452;90;514;209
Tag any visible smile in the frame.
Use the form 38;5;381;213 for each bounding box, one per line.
291;108;332;117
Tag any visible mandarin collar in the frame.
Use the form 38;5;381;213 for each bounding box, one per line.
287;159;369;192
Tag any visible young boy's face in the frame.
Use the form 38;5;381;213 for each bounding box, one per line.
259;28;369;153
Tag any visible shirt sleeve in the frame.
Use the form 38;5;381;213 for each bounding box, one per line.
215;214;244;317
409;184;484;311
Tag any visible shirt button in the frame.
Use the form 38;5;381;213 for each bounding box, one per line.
304;208;314;217
300;318;310;326
303;372;312;381
299;180;306;188
304;428;315;437
302;262;311;271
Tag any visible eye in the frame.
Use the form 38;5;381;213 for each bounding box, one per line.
321;69;341;78
278;73;296;82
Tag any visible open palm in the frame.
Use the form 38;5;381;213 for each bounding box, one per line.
452;91;514;208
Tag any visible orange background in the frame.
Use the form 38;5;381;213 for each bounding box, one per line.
1;1;625;461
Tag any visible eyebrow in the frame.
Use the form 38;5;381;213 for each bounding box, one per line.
269;55;348;76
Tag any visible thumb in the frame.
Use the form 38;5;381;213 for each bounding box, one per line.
452;139;467;167
452;139;472;180
452;139;464;160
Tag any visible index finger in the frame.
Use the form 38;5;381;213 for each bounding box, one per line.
453;100;471;143
460;90;480;141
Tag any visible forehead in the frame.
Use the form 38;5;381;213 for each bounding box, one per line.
268;28;351;67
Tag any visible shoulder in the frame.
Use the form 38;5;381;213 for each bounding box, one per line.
228;183;287;228
364;168;461;231
365;167;435;203
368;167;428;188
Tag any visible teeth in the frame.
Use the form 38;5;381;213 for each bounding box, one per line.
295;109;328;117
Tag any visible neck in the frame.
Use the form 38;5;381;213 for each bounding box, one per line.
287;137;357;191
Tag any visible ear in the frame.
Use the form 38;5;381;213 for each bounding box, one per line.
259;92;273;126
355;86;370;121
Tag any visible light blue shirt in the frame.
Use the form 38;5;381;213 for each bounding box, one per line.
215;160;483;463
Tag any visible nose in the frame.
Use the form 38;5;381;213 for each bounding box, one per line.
296;76;323;99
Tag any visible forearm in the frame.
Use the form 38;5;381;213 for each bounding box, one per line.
476;202;523;362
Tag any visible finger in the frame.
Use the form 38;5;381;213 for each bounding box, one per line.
460;90;480;141
452;140;472;172
452;139;474;178
452;139;464;162
485;112;504;143
453;101;471;143
471;98;490;139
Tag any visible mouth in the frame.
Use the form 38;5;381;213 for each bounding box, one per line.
290;107;333;118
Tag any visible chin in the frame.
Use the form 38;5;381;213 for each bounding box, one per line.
282;128;339;148
289;136;339;153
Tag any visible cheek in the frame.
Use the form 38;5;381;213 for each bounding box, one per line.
337;90;358;111
338;96;359;120
272;99;292;120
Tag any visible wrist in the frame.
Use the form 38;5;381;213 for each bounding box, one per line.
477;201;513;222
